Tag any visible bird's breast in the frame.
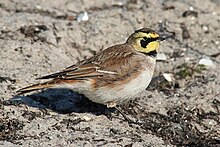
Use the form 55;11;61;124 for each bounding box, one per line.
89;61;156;104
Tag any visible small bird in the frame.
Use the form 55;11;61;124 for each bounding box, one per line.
18;28;164;108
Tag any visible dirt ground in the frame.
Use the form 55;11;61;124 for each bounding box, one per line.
0;0;220;146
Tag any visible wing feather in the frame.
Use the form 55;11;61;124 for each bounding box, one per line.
37;44;136;81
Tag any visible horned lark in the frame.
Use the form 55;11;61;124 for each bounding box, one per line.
18;28;163;108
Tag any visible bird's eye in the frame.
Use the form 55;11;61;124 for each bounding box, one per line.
140;38;149;48
140;37;158;48
140;37;152;48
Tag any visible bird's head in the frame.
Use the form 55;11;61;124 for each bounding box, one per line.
126;28;164;56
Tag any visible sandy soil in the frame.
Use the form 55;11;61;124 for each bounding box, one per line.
0;0;220;146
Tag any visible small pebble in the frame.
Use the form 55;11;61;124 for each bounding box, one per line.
189;6;194;11
163;73;174;82
35;5;42;10
199;58;214;67
214;41;219;45
77;12;89;22
202;25;209;33
212;12;217;15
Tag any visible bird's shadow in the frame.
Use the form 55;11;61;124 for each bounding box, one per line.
8;88;113;115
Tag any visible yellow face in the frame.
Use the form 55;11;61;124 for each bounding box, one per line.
127;28;161;54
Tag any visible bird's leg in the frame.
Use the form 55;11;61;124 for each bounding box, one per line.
104;101;117;120
106;101;136;123
114;106;136;123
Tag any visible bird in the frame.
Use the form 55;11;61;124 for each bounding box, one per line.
18;28;164;108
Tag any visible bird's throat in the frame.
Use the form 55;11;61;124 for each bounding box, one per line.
143;50;157;57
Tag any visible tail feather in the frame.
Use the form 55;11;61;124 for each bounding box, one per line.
17;80;57;94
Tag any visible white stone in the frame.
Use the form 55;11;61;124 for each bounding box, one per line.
189;6;194;11
199;58;214;67
77;12;89;22
163;73;174;82
202;25;209;33
35;5;42;10
214;41;219;45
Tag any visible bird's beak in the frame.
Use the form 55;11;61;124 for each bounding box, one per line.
157;36;166;41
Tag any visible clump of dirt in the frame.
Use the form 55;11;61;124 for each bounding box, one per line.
142;106;219;146
19;25;48;42
121;101;220;147
0;116;24;142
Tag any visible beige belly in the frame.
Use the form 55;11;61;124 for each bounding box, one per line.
85;67;155;104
